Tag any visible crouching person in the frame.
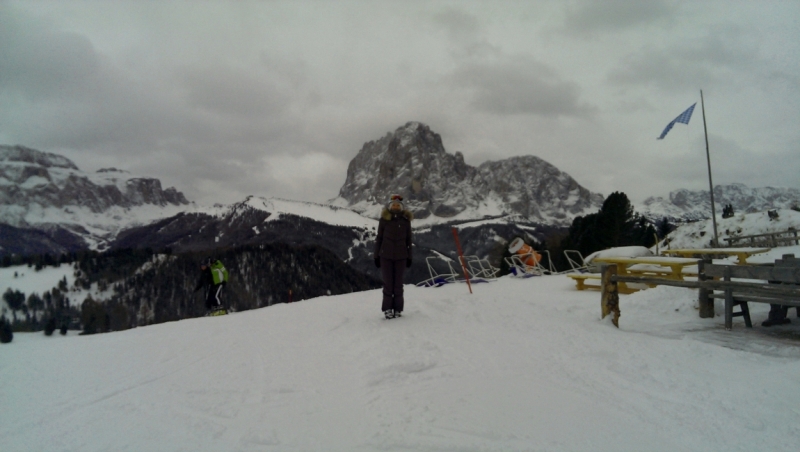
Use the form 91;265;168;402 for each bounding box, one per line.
374;194;413;319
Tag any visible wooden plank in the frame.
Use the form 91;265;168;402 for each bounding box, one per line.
610;275;800;298
594;256;698;265
703;264;800;283
567;274;601;279
722;228;798;241
724;230;800;247
707;293;800;307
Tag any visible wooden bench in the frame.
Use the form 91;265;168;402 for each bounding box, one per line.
598;254;800;329
661;247;771;265
593;256;699;281
567;273;638;294
567;273;600;290
702;254;800;329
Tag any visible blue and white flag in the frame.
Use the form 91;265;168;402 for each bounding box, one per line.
657;103;696;140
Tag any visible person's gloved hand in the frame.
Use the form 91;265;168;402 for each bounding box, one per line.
406;258;412;268
374;258;381;268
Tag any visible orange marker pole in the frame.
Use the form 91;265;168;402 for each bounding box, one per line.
451;227;473;294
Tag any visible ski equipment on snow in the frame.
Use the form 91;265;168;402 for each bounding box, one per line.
208;306;228;316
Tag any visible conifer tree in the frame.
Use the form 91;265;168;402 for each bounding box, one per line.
0;317;12;343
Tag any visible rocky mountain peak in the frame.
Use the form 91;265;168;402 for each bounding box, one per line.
0;145;79;170
336;122;603;223
0;145;190;230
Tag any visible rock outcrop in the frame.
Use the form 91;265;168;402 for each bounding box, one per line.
335;122;604;223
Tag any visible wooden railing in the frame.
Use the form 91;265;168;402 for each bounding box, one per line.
723;228;799;247
599;254;800;329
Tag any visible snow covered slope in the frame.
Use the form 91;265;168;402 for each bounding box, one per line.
2;269;799;451
225;196;376;229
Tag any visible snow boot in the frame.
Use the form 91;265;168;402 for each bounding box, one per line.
762;318;791;327
394;311;402;318
762;304;790;327
384;310;394;320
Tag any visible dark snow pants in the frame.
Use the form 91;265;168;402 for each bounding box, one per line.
205;284;223;311
381;258;406;313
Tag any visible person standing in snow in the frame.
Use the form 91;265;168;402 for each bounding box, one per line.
374;194;413;319
194;257;227;316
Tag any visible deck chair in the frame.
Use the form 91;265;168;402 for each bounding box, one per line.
504;253;543;277
531;250;560;275
416;256;460;287
464;255;500;279
563;250;589;273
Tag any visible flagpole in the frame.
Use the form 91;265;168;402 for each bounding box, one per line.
700;89;720;247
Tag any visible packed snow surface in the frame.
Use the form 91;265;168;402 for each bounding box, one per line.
3;257;800;451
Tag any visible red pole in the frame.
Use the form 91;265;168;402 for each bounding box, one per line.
451;227;473;294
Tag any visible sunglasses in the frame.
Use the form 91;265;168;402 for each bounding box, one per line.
390;194;403;201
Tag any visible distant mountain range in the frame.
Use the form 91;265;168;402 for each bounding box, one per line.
641;184;800;221
0;145;190;256
2;126;798;267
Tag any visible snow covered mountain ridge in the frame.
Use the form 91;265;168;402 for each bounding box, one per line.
641;183;800;221
333;122;604;225
0;145;190;251
0;145;189;226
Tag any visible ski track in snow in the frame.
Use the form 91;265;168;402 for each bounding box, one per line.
3;272;800;451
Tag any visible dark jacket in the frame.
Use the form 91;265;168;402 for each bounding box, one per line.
374;208;413;261
194;267;214;292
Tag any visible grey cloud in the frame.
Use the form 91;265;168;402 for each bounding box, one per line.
0;14;101;101
451;58;594;118
561;0;677;36
607;30;760;92
432;8;591;118
181;67;291;118
431;7;500;58
433;7;481;42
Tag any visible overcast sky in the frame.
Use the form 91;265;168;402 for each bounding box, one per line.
2;0;798;206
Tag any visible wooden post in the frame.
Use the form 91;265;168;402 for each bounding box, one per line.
451;227;472;294
697;259;714;318
723;266;733;330
600;264;620;328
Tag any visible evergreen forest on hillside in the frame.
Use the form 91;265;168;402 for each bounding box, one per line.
2;244;380;337
1;191;662;339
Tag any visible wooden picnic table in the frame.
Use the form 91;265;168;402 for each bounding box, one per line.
659;247;770;265
592;256;699;281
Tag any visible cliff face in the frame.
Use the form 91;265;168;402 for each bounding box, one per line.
0;145;191;253
0;145;189;228
335;122;603;223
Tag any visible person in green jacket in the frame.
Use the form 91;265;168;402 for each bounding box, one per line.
194;257;227;316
